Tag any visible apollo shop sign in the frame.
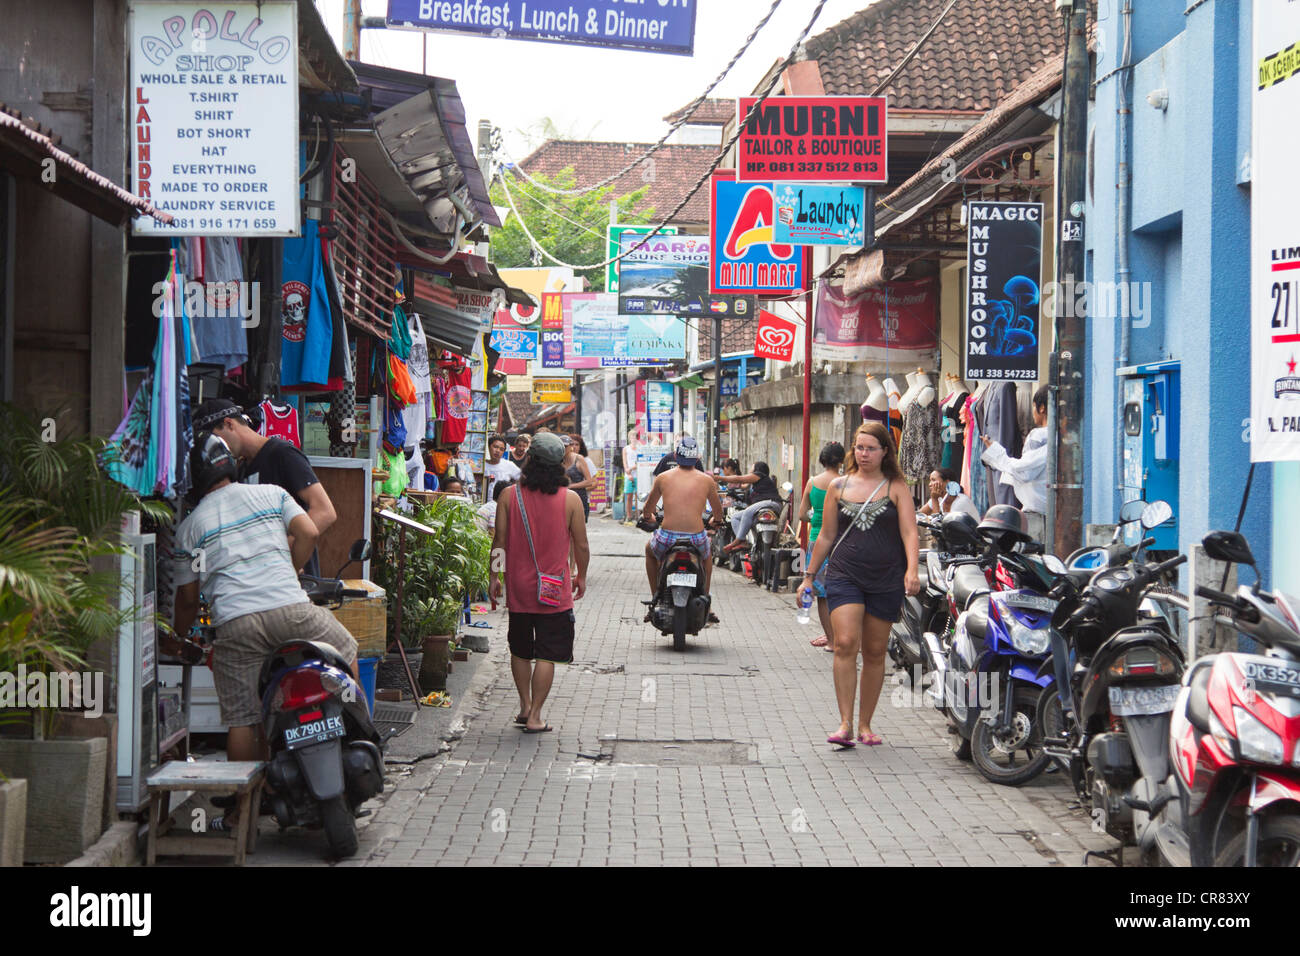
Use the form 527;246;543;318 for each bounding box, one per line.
736;96;887;184
709;171;805;297
753;310;797;362
385;0;696;56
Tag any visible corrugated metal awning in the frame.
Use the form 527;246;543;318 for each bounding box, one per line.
410;301;480;356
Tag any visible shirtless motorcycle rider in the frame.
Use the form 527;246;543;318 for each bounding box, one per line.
640;436;724;622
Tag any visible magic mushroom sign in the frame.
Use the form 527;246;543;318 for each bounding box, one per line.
964;201;1044;381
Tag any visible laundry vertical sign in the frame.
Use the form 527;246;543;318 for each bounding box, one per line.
964;201;1043;381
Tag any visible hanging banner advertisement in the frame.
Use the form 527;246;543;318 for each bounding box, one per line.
636;445;668;506
625;314;686;360
736;96;887;184
531;378;572;404
617;234;712;315
813;278;939;365
456;287;497;333
385;0;697;56
963;201;1044;381
608;224;676;293
128;0;299;236
498;267;574;326
1252;1;1300;462
564;294;675;368
754;310;798;362
646;381;676;434
772;183;866;246
709;171;805;296
489;326;538;361
539;292;566;370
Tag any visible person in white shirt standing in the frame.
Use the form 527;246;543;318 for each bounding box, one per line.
981;385;1049;542
483;434;521;503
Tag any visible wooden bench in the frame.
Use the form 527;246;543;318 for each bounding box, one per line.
145;761;265;866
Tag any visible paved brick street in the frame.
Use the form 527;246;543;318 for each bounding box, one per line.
312;516;1113;867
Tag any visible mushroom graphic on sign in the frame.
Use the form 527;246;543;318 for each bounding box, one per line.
754;309;797;361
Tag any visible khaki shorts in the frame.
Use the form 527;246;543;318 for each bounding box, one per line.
213;602;358;727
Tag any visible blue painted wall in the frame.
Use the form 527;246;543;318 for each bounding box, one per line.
1085;0;1272;580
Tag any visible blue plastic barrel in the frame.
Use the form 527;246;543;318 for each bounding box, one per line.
357;657;379;714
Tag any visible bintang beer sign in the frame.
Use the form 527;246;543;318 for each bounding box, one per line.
736;97;887;184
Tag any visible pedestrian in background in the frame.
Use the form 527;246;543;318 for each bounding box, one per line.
490;433;588;734
797;441;845;650
799;422;920;748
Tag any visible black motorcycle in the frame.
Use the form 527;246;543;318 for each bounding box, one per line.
638;514;713;651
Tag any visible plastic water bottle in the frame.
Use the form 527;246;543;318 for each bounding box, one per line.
796;590;813;625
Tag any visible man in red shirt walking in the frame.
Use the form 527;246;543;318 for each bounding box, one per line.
489;433;589;734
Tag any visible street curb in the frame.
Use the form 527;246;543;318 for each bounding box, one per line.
65;821;139;868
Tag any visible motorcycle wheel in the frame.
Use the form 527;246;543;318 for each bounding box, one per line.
672;606;687;652
1214;814;1300;867
948;722;972;761
321;794;359;859
971;684;1050;786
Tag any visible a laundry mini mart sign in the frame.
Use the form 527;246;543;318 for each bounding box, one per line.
736;96;887;184
129;1;299;236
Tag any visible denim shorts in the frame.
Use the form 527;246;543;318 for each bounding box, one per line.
651;528;711;561
823;577;904;622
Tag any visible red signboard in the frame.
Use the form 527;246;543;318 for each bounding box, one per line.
736;96;887;184
754;310;797;362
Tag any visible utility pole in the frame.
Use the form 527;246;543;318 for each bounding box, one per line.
713;315;722;467
343;0;362;60
1051;0;1090;557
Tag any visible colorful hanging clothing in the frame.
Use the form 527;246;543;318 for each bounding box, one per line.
257;400;302;448
440;365;472;444
281;219;334;387
899;401;941;482
940;391;969;470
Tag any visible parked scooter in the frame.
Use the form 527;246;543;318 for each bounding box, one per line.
259;539;385;859
1038;501;1188;858
1150;530;1300;866
714;487;747;569
638;512;713;651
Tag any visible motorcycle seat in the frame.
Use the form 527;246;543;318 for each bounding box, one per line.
964;594;990;640
1186;660;1214;734
951;565;990;610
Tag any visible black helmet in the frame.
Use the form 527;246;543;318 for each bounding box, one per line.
979;504;1033;549
190;432;238;498
939;510;982;553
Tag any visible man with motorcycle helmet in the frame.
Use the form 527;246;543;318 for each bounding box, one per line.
640;436;724;611
172;433;359;824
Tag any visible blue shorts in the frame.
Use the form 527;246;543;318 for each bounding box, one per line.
824;576;904;622
651;528;711;561
805;550;826;598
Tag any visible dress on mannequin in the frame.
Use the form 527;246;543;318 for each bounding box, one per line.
861;375;890;426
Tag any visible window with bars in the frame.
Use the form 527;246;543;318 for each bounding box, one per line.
328;145;396;340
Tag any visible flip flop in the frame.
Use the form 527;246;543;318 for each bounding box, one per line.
810;635;829;647
522;724;553;734
826;732;856;747
209;816;235;832
856;732;883;746
466;621;493;629
513;715;528;726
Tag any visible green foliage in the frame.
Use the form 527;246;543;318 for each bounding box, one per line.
0;403;174;737
489;167;654;292
371;495;491;648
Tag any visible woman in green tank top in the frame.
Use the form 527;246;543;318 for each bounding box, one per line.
797;442;846;648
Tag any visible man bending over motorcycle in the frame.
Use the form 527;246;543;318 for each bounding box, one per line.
640;437;724;615
172;434;358;827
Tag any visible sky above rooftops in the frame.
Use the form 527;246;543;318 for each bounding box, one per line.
317;0;876;157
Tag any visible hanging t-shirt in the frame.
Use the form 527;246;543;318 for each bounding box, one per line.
257;400;302;448
407;313;432;397
280;219;333;387
441;365;472;444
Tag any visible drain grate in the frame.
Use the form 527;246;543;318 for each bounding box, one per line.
373;701;417;741
609;740;755;766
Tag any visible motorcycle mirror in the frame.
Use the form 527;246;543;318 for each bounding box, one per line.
1118;499;1145;523
946;481;963;498
782;481;793;495
1042;554;1067;575
349;539;372;564
1202;530;1256;567
1140;500;1172;530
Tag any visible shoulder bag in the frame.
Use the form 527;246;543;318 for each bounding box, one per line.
513;485;566;608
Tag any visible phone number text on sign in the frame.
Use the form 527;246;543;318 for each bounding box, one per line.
736;96;887;184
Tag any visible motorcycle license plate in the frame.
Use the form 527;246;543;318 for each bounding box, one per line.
1004;593;1058;613
1108;684;1180;717
1243;660;1300;699
756;523;777;532
667;573;697;587
284;714;345;750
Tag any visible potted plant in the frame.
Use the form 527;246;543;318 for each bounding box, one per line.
0;403;172;862
417;597;463;693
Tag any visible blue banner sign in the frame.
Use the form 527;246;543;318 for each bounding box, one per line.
772;183;866;246
489;327;539;360
386;0;697;55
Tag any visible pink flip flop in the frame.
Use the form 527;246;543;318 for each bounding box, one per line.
826;732;856;747
856;732;883;746
810;635;829;647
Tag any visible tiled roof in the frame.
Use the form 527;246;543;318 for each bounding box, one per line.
697;316;753;361
662;98;735;126
517;141;717;226
806;0;1064;112
500;392;537;432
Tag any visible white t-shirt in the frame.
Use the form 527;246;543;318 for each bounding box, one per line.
484;457;521;501
476;501;497;535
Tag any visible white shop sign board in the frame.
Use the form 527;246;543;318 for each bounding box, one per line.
129;0;299;236
1251;0;1300;461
